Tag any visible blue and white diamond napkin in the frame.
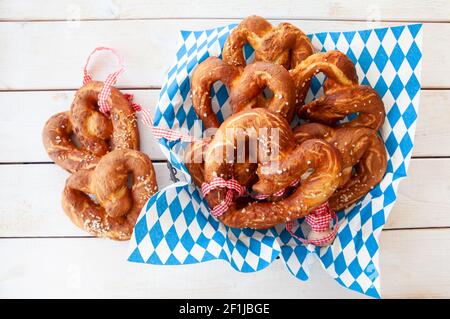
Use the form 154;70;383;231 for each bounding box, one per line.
128;23;423;298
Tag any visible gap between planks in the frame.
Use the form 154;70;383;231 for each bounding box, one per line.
1;0;449;23
2;18;450;23
1;159;450;236
1;226;449;240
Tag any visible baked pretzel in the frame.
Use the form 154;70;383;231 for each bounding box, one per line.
290;50;385;129
42;112;100;173
203;108;341;229
191;57;296;129
70;81;140;156
294;123;387;211
62;149;158;240
184;139;259;190
222;15;314;70
184;140;207;187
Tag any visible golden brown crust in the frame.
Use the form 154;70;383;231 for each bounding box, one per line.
70;81;140;156
43;81;141;173
42;112;100;173
61;149;158;240
184;140;207;188
294;123;387;211
191;57;296;128
300;86;385;130
290;50;385;129
229;61;296;121
222;15;314;70
203;108;342;229
190;57;240;129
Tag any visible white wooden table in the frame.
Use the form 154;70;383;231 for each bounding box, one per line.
1;0;449;298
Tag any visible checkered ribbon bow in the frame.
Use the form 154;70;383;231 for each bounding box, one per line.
286;202;339;246
83;47;200;143
201;177;247;217
83;47;127;114
201;176;338;246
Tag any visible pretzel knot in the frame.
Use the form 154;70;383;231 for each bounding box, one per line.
223;15;314;71
294;123;387;211
191;57;296;129
42;81;140;173
290;50;385;129
202;108;342;229
62;149;158;240
201;177;247;217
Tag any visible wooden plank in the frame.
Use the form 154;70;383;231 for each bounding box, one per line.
0;0;448;22
0;163;173;238
0;237;365;298
0;89;446;163
385;159;450;229
0;20;444;89
0;89;164;163
1;229;449;298
0;159;449;237
414;90;450;157
381;228;450;298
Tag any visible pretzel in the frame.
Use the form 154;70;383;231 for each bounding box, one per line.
184;140;207;187
203;108;341;229
290;50;385;129
191;57;296;129
184;139;259;191
42;112;100;173
61;149;158;240
70;81;140;156
222;15;314;71
294;123;387;211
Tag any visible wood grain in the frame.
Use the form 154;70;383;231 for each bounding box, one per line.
0;229;448;298
0;89;447;163
0;2;447;298
414;90;450;157
1;0;449;22
0;20;444;89
381;228;450;298
0;90;163;163
0;237;365;298
0;159;448;237
0;163;172;237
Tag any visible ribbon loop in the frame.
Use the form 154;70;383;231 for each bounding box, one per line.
82;47;125;114
201;177;247;217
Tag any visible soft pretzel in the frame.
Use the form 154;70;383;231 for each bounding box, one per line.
294;123;387;211
203;108;341;229
191;57;296;129
184;139;259;190
222;15;314;70
290;50;385;129
184;140;207;187
62;149;158;240
42;112;100;173
70;81;140;156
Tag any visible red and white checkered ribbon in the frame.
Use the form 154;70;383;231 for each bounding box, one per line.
286;202;339;246
82;47;202;144
250;178;301;200
83;47;125;114
123;93;143;112
141;110;202;143
201;177;247;217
